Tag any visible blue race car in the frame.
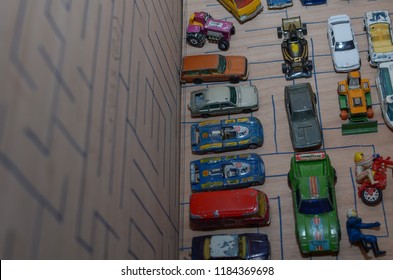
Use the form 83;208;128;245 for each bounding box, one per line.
267;0;293;9
190;153;265;192
191;117;264;155
300;0;326;6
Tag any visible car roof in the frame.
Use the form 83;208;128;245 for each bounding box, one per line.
329;15;353;42
204;87;231;103
182;54;221;71
189;188;260;218
286;84;313;111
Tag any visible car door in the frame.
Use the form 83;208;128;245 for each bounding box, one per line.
221;101;237;114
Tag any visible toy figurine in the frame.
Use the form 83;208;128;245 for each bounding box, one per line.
346;209;386;257
354;152;378;185
354;153;393;206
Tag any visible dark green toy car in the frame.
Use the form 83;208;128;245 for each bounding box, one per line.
288;151;341;255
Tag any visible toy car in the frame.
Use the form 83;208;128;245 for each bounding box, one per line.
277;16;312;80
376;61;393;130
186;12;235;51
300;0;326;5
267;0;293;9
288;151;341;255
327;15;361;72
190;153;265;192
284;83;322;151
189;188;270;230
363;10;393;66
192;233;271;260
180;54;249;84
188;85;259;118
217;0;263;24
337;71;378;135
191;117;264;154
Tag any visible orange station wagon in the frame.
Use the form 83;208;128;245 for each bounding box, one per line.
180;54;249;84
189;188;270;230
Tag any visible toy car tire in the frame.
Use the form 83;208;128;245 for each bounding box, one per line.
201;114;210;118
186;33;206;48
229;76;240;84
248;144;258;149
192;78;203;84
282;63;288;74
307;60;313;71
218;39;230;51
361;188;383;206
302;23;307;36
231;26;236;35
277;27;283;39
242;109;252;114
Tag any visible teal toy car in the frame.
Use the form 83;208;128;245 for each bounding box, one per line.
288;151;341;255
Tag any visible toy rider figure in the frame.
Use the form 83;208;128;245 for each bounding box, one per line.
346;209;386;257
354;152;378;185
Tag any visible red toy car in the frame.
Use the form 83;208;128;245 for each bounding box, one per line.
186;12;235;51
189;188;270;230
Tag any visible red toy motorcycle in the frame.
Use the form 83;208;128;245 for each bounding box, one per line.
357;155;393;206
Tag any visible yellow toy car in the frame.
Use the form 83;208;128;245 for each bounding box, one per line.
217;0;263;23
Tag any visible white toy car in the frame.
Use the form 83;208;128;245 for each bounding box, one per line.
364;10;393;66
327;15;361;72
376;61;393;129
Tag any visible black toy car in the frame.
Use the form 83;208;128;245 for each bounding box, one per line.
277;16;313;80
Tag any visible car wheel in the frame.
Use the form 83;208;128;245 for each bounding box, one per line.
201;114;210;118
277;27;283;39
192;78;203;84
281;63;288;74
367;51;371;62
287;172;292;189
248;144;258;149
302;23;307;36
340;110;349;120
361;188;383;206
229;76;240;84
231;26;235;35
186;33;206;48
363;20;366;31
218;39;230;51
242;109;252;114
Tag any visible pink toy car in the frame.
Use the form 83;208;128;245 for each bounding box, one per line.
186;12;235;51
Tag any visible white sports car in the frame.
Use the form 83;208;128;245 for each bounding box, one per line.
327;15;361;72
376;61;393;130
364;10;393;66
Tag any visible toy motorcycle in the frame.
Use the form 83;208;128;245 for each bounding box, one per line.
357;155;393;206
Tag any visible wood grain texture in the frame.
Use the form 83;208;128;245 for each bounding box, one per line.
180;0;393;260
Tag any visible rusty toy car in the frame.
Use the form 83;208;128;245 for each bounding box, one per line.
180;54;249;84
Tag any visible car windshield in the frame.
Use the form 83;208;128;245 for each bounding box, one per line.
218;55;226;73
229;87;237;104
292;110;314;121
335;40;355;51
299;197;333;215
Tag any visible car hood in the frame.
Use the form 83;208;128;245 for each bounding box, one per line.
296;213;339;252
291;119;321;149
247;234;270;260
333;49;359;69
238;86;259;108
226;56;247;75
